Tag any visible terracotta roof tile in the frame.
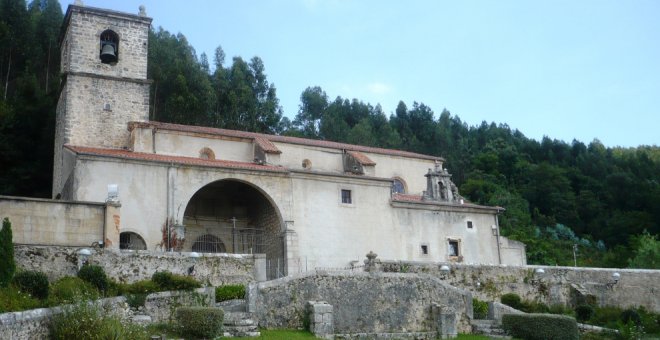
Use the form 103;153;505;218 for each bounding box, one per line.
392;193;424;202
128;121;443;161
254;137;281;154
65;145;287;172
347;151;376;166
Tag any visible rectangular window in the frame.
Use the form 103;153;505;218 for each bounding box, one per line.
341;189;352;204
421;244;429;255
467;221;473;229
448;240;460;257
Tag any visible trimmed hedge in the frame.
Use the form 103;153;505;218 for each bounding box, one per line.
12;270;49;300
216;284;246;302
175;306;224;338
502;313;578;340
152;271;201;291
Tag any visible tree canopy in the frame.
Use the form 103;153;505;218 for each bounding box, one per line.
0;0;658;269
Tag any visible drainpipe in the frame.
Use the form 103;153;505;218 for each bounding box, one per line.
495;212;502;265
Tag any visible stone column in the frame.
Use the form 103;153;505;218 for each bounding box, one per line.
432;303;457;339
283;224;299;275
307;301;334;339
104;200;121;249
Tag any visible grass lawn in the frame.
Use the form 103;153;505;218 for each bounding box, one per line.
233;331;506;339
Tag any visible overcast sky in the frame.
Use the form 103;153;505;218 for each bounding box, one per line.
66;0;659;147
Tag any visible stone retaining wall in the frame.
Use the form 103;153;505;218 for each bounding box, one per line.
14;245;260;286
0;288;213;340
248;272;473;335
381;261;660;312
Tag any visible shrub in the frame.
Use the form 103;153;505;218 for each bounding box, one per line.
576;304;595;322
472;298;489;319
216;284;246;302
621;308;641;325
125;293;147;309
0;218;16;287
152;271;201;291
591;306;624;329
0;285;41;313
12;270;49;300
501;293;523;310
521;300;550;313
77;265;109;293
175;306;224;339
48;276;99;305
124;279;159;295
548;303;574;316
502;313;579;340
50;301;147;340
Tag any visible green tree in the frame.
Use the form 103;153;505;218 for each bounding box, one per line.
0;217;16;287
628;232;660;269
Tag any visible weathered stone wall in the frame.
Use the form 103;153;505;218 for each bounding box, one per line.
14;246;257;286
0;289;211;340
381;261;660;313
0;196;105;246
248;272;473;334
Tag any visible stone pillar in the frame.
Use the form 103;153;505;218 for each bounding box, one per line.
284;225;299;275
253;254;267;282
307;301;334;339
432;303;457;339
104;200;121;249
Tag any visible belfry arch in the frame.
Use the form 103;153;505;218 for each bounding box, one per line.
182;179;285;279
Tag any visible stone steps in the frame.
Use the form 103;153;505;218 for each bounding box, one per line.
471;319;510;338
218;299;260;338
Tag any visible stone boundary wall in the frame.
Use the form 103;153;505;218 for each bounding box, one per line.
14;245;260;286
0;195;105;246
380;261;660;312
0;288;212;340
248;272;473;335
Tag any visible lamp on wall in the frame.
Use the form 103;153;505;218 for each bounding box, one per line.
491;224;498;236
607;272;621;289
107;184;118;201
530;268;545;285
188;252;200;276
439;264;450;279
77;248;92;269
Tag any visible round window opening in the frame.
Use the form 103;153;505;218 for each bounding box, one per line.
302;159;312;169
199;147;215;160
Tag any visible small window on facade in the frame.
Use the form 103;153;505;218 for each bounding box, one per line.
448;240;460;257
467;221;473;229
199;147;215;160
341;189;352;204
100;30;119;64
392;178;406;194
421;244;429;255
302;159;312;169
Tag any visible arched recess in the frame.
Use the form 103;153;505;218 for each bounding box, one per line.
119;231;147;250
182;179;285;279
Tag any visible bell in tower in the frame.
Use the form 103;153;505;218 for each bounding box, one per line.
100;30;119;64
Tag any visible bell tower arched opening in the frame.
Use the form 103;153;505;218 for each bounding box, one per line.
182;179;285;279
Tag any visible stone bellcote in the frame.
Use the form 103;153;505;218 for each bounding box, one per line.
423;161;461;203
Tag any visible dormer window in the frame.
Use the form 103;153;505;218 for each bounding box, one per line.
100;30;119;64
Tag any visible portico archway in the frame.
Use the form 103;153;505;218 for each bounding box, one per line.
182;179;285;279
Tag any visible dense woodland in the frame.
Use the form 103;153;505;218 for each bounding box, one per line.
1;0;658;268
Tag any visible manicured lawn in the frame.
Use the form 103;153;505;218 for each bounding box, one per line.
233;329;318;339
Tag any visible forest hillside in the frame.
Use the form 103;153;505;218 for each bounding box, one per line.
1;0;658;268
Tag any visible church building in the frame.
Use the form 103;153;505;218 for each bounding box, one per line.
51;3;525;278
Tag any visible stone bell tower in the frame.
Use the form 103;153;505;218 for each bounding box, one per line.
53;3;152;197
423;161;462;203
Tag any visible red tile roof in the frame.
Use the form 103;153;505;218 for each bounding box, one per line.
391;193;503;211
128;121;443;161
65;145;287;172
347;151;376;166
254;137;281;154
392;193;424;202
